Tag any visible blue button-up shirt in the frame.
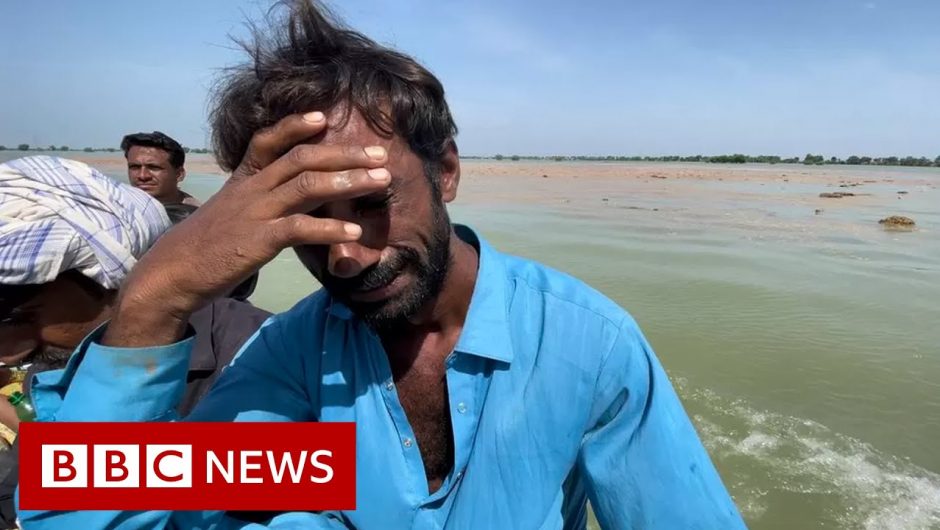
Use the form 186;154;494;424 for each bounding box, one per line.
18;226;745;529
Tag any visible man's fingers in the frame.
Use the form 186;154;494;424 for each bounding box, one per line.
256;143;389;189
270;215;362;248
268;167;392;215
232;112;328;180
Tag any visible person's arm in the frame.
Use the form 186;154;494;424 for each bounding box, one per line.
577;318;747;529
15;315;341;530
16;112;390;530
21;312;305;425
0;439;19;528
0;401;19;434
19;507;350;530
10;326;198;529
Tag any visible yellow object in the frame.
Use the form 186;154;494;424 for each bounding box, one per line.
0;374;27;444
0;382;22;398
0;424;14;446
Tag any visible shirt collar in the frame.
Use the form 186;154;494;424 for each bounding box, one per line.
327;224;514;364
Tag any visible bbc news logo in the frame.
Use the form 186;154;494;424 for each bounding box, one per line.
41;445;335;488
41;444;194;488
19;422;355;511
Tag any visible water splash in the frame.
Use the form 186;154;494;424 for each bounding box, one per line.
680;382;940;529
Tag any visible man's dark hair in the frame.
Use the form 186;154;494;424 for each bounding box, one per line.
120;131;186;169
209;0;457;180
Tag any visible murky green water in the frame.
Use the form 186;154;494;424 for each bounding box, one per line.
5;152;939;528
456;202;940;529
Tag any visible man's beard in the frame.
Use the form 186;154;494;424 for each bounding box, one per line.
322;201;452;331
28;344;74;369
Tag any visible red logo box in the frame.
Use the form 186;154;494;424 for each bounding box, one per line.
18;422;356;511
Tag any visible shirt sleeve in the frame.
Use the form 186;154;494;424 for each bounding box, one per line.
16;315;329;530
577;319;747;529
16;507;351;530
28;324;192;423
26;314;313;424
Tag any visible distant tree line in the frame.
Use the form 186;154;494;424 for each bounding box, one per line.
474;153;940;167
0;145;212;154
2;144;937;168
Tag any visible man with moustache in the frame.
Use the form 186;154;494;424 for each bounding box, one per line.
121;131;201;206
17;2;745;529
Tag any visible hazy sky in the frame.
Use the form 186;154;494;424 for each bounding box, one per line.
1;0;937;158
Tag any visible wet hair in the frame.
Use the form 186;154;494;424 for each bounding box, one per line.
121;131;186;168
162;203;259;301
209;0;457;182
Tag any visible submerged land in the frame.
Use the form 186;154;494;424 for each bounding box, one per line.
65;152;938;238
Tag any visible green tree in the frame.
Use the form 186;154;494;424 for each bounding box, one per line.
510;155;520;161
846;155;861;165
83;147;94;152
0;145;6;151
494;154;504;161
60;146;70;151
48;144;56;151
935;156;940;166
710;154;747;163
17;144;29;151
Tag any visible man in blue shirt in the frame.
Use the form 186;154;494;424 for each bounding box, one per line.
18;1;745;528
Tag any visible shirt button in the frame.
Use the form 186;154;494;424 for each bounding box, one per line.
385;381;394;391
456;402;467;414
403;437;413;448
456;471;463;480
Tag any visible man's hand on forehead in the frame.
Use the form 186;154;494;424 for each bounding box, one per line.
103;112;392;348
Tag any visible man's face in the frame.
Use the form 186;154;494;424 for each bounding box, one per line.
293;111;460;329
126;146;185;203
0;277;110;366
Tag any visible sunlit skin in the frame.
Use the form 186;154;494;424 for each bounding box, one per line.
0;276;113;432
294;110;478;491
126;146;186;204
0;278;113;365
105;110;478;493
